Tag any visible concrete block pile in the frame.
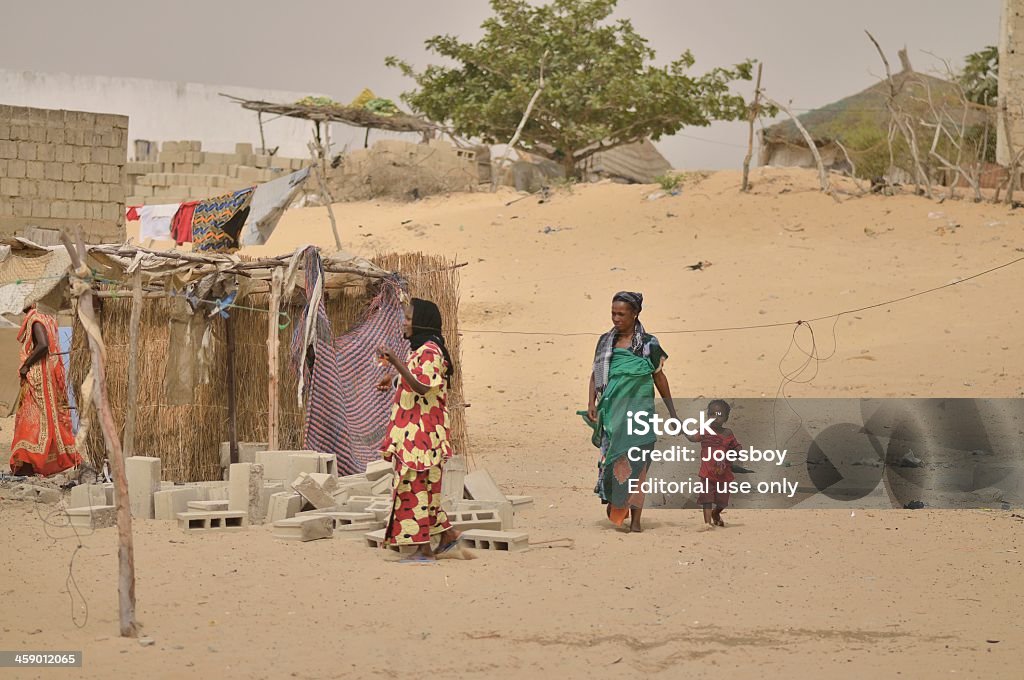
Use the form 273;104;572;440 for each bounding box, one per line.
125;141;309;206
60;450;535;554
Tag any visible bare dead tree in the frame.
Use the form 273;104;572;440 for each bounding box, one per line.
865;31;933;198
762;93;837;200
834;140;869;195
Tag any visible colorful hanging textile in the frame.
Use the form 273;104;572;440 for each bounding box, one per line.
191;188;255;253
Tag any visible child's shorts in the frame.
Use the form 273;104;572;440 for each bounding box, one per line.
698;479;730;508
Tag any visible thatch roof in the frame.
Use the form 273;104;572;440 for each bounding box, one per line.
220;93;438;134
762;69;992;146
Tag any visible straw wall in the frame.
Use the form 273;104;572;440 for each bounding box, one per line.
70;252;465;481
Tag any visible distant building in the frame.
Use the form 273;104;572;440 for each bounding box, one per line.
0;69;374;161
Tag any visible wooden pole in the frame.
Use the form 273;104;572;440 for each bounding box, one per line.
122;268;143;457
60;229;138;638
266;269;283;450
258;112;266;154
225;315;239;465
741;62;764;193
308;141;342;251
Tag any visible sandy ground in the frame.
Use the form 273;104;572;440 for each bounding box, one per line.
2;168;1023;678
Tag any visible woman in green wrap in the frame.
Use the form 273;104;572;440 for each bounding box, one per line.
583;291;677;533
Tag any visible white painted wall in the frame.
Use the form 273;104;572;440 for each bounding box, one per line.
0;69;348;159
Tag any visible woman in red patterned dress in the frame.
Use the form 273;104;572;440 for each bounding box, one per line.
9;305;81;476
376;298;461;561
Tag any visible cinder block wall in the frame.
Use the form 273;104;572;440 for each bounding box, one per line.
0;105;127;243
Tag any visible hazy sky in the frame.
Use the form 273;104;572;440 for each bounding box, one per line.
0;0;1002;168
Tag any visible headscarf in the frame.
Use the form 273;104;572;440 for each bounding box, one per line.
592;291;651;395
409;298;454;380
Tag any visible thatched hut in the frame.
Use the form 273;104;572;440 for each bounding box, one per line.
69;246;467;481
760;58;995;183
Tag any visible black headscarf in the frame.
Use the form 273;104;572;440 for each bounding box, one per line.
409;298;454;380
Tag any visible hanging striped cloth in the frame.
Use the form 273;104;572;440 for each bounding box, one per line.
290;247;409;476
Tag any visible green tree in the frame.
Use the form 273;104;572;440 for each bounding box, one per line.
387;0;754;177
960;45;998;105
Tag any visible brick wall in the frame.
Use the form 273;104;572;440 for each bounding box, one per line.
0;105;127;244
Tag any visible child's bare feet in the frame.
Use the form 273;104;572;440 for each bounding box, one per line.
629;518;643;533
711;508;725;527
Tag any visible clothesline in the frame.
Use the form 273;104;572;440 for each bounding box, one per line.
125;168;311;251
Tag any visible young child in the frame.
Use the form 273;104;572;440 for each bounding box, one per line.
685;399;740;528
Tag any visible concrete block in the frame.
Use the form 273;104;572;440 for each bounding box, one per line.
0;178;18;196
187;500;229;511
8;159;25;178
177;510;248;533
125;456;161;519
336;480;373;496
362;528;416;554
17;142;37;161
272;516;333;542
463;469;508;503
506;495;534;507
220;441;270;469
266;492;303;522
448;508;504;532
287;453;321;487
206;485;230;502
364;460;393;482
370;476;393;496
255;450;292;480
25;160;44;179
68;483;107;509
154;487;202;520
306;472;337;489
235;142;254;155
259;482;285;520
364;499;393;522
315;453;336;476
331;519;385;532
292;472;336;510
458;529;529;553
229;462;265;523
66;505;117;529
452;500;514;530
334;495;378;513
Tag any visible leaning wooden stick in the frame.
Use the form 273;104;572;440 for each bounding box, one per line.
60;228;138;638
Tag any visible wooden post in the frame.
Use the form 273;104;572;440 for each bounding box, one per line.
741;62;764;193
257;111;266;154
266;269;282;450
60;229;138;638
122;268;143;457
225;314;239;465
308;140;342;251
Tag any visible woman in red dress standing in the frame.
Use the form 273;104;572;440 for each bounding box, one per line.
377;298;461;561
9;305;81;476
